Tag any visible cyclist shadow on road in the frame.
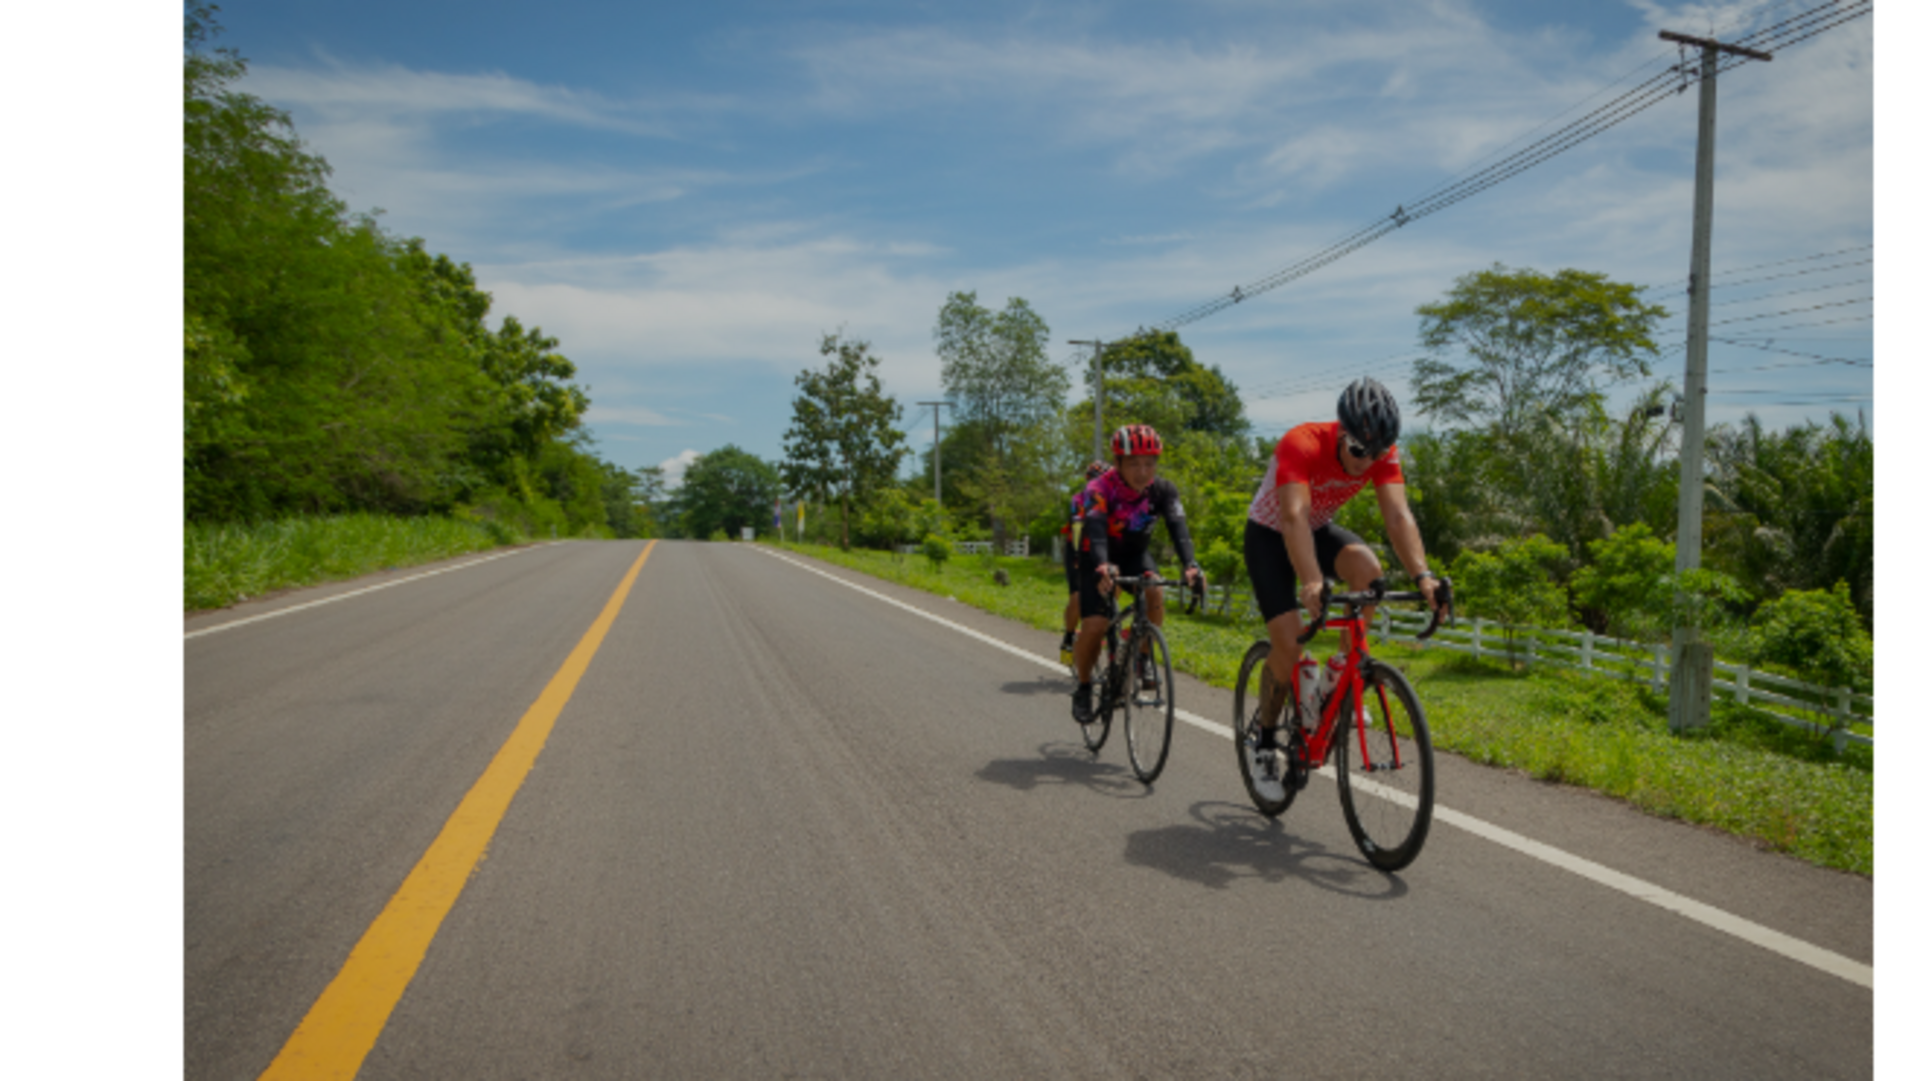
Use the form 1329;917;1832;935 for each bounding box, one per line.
998;675;1074;697
975;741;1150;800
1123;801;1410;899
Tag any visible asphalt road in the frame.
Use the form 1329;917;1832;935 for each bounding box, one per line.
185;539;1873;1079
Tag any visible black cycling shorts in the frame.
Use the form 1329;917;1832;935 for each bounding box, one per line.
1243;518;1366;624
1063;542;1080;595
1077;543;1158;622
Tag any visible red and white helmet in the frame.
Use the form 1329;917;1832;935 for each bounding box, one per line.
1110;424;1163;459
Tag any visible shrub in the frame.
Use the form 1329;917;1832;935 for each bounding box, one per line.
922;533;953;571
1750;582;1872;696
1452;534;1571;668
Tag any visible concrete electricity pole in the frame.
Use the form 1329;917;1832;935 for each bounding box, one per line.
917;401;955;504
1660;28;1771;733
1068;340;1105;463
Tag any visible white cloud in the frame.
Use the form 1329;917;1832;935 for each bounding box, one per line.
659;449;702;488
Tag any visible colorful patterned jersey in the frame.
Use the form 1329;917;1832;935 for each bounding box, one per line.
1081;472;1196;568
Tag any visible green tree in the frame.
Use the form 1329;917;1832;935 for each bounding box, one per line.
935;292;1068;547
1750;582;1872;697
781;333;908;549
1451;534;1572;668
1412;265;1668;435
1091;329;1250;440
1705;412;1872;622
676;446;781;540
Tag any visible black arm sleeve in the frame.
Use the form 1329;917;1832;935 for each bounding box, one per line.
1156;480;1198;569
1084;506;1111;568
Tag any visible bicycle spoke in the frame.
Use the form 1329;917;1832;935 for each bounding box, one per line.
1335;662;1435;872
1125;623;1176;783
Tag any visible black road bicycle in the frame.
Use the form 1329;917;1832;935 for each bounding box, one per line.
1078;573;1181;784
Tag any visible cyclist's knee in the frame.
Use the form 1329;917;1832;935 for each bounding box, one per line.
1336;542;1381;586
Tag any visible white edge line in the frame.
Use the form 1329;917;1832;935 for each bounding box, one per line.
751;545;1872;991
184;547;531;640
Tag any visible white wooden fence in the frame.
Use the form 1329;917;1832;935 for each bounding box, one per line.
1171;582;1872;751
896;538;1028;557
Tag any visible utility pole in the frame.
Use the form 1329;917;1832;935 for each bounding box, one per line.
1068;340;1105;463
1660;28;1771;733
917;401;955;504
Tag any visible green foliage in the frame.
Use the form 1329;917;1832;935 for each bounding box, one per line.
1705;412;1873;623
1451;534;1572;667
1090;330;1250;440
921;533;953;570
1412;264;1669;434
1572;522;1673;637
782;333;909;549
185;513;505;610
183;6;617;538
1750;582;1873;694
856;487;916;552
936;292;1066;448
676;445;782;541
1187;481;1250;590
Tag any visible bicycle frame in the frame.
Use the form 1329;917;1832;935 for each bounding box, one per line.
1292;610;1398;773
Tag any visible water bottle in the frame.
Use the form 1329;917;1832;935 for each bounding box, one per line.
1295;655;1322;729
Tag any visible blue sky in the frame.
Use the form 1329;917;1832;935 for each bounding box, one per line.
212;0;1875;484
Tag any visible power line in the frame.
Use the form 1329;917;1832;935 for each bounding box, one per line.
1652;295;1871;335
1706;338;1870;367
1643;246;1870;295
1102;2;1869;343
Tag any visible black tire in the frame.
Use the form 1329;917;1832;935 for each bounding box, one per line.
1334;661;1435;872
1123;622;1176;784
1232;641;1298;817
1081;623;1117;752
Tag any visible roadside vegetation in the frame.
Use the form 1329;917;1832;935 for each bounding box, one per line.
764;539;1871;877
185;514;524;612
185;6;658;580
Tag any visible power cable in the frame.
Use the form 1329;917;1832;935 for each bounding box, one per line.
1102;1;1869;343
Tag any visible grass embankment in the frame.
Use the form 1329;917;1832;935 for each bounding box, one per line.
185;514;516;612
765;539;1871;876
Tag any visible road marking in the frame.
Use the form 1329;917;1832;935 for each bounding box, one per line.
186;546;535;640
258;541;657;1080
752;545;1872;991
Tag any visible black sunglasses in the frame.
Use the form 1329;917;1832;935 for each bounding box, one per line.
1342;433;1388;460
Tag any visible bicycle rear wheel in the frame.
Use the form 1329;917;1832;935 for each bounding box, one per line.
1081;624;1117;752
1123;622;1176;783
1334;661;1435;872
1232;641;1297;817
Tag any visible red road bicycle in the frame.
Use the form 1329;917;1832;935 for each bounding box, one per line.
1231;578;1452;872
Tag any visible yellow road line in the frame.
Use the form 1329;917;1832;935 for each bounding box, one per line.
259;540;657;1080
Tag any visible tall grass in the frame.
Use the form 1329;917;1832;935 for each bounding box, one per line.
185;514;516;611
767;539;1871;876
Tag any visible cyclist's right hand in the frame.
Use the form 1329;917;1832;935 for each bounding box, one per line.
1300;578;1327;621
1097;563;1119;594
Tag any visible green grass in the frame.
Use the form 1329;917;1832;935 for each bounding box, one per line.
185;514;516;611
767;539;1872;876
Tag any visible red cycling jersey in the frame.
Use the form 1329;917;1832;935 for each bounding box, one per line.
1246;421;1404;532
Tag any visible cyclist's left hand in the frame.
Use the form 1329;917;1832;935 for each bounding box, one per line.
1183;565;1204;589
1418;573;1449;621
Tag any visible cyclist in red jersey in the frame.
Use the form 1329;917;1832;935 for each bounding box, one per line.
1242;378;1447;781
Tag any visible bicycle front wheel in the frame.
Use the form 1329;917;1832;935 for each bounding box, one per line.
1334;661;1435;872
1123;623;1176;784
1081;625;1116;752
1232;641;1297;817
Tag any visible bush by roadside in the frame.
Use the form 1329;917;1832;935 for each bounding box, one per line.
185;514;514;611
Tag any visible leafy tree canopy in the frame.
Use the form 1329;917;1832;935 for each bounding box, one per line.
1412;264;1668;434
676;445;781;540
1090;329;1250;441
782;332;908;548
